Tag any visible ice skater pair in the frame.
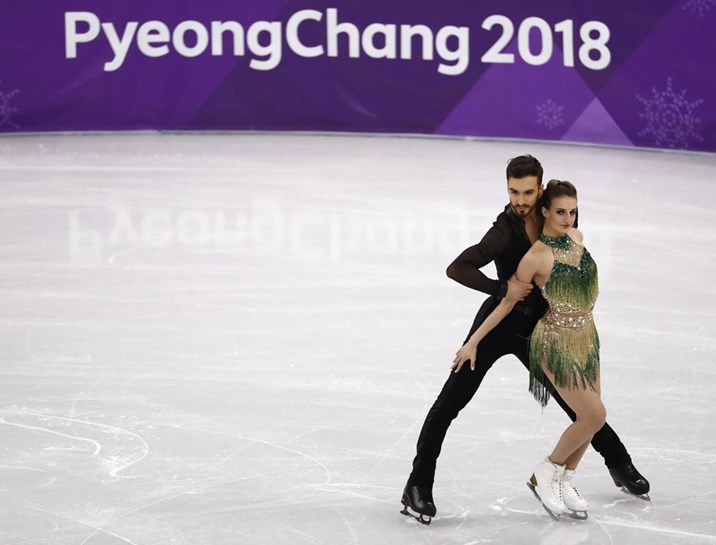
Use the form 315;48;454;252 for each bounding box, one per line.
453;179;636;520
402;156;649;526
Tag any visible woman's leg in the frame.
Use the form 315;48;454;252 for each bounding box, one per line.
563;439;591;469
542;362;606;467
562;378;601;469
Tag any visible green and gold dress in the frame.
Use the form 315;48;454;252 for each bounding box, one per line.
529;233;600;406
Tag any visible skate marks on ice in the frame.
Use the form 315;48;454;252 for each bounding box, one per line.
0;409;150;478
486;494;574;524
0;504;141;545
537;523;591;545
0;414;149;545
404;496;592;545
0;408;152;542
592;515;716;545
0;416;353;544
481;493;716;545
0;465;56;492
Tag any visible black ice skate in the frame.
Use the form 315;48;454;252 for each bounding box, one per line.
609;462;650;501
400;482;436;525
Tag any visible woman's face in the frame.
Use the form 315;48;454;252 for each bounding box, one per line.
542;195;578;235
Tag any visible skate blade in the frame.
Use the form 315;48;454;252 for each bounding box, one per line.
400;504;432;525
565;510;588;520
619;486;651;501
526;481;561;521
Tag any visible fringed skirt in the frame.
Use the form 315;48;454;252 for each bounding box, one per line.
528;311;600;407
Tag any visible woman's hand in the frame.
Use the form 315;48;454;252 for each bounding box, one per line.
451;341;478;373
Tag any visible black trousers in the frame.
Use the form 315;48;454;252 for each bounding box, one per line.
409;298;631;486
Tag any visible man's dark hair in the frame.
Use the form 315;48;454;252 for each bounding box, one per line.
506;155;543;184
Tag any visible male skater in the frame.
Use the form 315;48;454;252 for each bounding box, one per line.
401;155;650;525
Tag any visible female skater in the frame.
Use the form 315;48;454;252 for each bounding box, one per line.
452;179;604;519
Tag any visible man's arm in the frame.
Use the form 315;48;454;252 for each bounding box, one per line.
446;221;511;297
446;219;532;301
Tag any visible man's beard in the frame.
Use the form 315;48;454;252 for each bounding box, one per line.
512;203;533;217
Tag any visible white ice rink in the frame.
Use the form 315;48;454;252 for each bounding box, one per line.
1;133;715;545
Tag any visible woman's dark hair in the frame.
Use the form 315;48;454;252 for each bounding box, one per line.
506;155;543;184
540;179;577;210
540;179;579;227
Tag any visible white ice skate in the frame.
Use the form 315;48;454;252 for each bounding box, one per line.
562;469;588;520
527;458;566;520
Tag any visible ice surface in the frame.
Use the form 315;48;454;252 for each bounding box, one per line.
0;133;715;544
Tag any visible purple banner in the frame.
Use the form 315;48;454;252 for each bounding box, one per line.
1;1;714;152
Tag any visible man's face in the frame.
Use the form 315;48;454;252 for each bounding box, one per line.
507;176;541;218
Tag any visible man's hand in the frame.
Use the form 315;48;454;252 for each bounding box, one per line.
506;275;532;301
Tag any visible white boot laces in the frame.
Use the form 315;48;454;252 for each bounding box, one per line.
551;470;564;502
565;472;583;500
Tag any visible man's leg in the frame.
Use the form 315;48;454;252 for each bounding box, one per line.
408;348;499;485
404;302;508;519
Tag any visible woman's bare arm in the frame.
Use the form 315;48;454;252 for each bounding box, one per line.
451;250;543;372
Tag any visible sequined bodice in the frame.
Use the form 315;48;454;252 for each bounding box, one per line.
539;234;599;318
529;234;601;407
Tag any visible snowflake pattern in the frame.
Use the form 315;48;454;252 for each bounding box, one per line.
536;99;565;131
637;77;703;149
682;0;716;17
0;81;20;129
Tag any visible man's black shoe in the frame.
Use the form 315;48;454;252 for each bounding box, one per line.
400;482;437;524
609;462;650;500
